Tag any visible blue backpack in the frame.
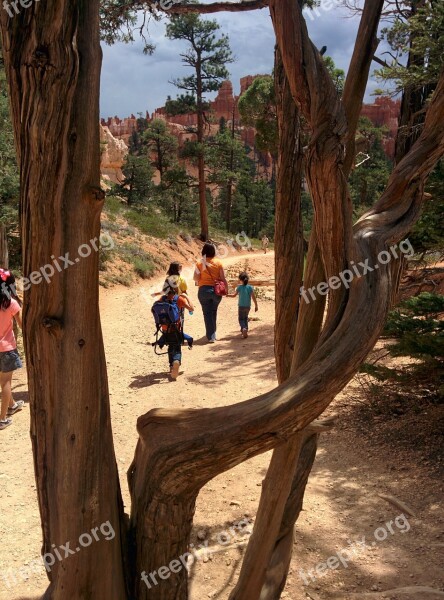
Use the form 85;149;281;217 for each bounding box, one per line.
152;295;181;327
151;295;183;355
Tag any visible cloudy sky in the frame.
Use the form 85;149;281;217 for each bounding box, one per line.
100;2;388;119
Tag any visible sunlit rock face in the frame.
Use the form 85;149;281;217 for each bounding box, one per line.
100;125;128;184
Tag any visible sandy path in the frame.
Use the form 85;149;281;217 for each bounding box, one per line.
0;251;442;600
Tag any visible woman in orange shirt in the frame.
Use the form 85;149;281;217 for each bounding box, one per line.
194;243;228;343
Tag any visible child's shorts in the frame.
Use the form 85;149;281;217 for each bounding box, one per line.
0;349;23;373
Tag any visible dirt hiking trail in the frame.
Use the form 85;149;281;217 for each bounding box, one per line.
0;252;442;600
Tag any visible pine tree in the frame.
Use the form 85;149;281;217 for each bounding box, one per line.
119;155;154;207
166;13;234;240
143;119;178;181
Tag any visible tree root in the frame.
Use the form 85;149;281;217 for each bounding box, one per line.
377;493;417;517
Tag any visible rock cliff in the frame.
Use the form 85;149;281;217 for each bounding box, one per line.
100;125;128;184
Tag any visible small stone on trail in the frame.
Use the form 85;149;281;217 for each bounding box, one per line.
197;530;207;541
230;500;241;506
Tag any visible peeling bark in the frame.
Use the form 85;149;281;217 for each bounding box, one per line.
0;3;127;599
273;47;304;383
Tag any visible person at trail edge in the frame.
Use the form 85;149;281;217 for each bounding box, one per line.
261;235;269;254
155;286;194;381
194;243;228;343
0;270;24;430
228;271;258;338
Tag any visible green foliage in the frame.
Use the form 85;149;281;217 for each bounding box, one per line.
360;293;443;408
128;116;150;155
165;94;199;116
143;119;178;178
375;1;444;93
125;206;180;239
230;177;274;238
206;130;252;188
323;55;345;95
119;243;158;278
118;155;154;206
104;195;125;216
238;76;278;156
99;2;157;54
0;47;19;227
349;118;393;210
410;160;444;255
384;293;444;360
237;56;343;157
165;14;234;97
158;166;199;227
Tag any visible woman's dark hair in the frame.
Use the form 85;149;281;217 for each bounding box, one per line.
167;261;181;276
0;269;16;310
239;271;249;286
202;243;216;259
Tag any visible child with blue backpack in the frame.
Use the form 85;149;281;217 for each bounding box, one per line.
152;286;194;380
228;271;258;338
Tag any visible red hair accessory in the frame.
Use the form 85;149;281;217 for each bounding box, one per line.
0;269;11;282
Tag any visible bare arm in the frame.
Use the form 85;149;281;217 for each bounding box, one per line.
181;297;194;312
251;291;258;311
227;290;239;298
220;267;228;288
14;310;22;329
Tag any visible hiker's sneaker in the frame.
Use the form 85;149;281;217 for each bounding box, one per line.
7;400;25;416
242;328;248;339
171;361;180;381
0;418;12;430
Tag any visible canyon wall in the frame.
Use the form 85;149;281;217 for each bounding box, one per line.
100;77;401;181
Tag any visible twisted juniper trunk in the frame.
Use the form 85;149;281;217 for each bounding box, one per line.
273;47;305;384
0;3;128;599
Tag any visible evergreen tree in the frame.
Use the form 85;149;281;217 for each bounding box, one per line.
410;159;444;256
143;119;178;181
323;55;345;95
349;117;392;211
128;116;150;156
165;93;199;116
119;155;154;207
231;176;274;238
238;75;278;157
166;13;234;240
205;129;252;230
160;166;198;226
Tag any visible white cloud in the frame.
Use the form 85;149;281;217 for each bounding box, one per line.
100;5;388;118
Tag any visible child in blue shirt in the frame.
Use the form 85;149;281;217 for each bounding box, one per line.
228;272;258;338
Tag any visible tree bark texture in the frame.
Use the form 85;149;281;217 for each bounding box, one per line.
273;47;305;384
0;3;127;599
234;3;382;595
